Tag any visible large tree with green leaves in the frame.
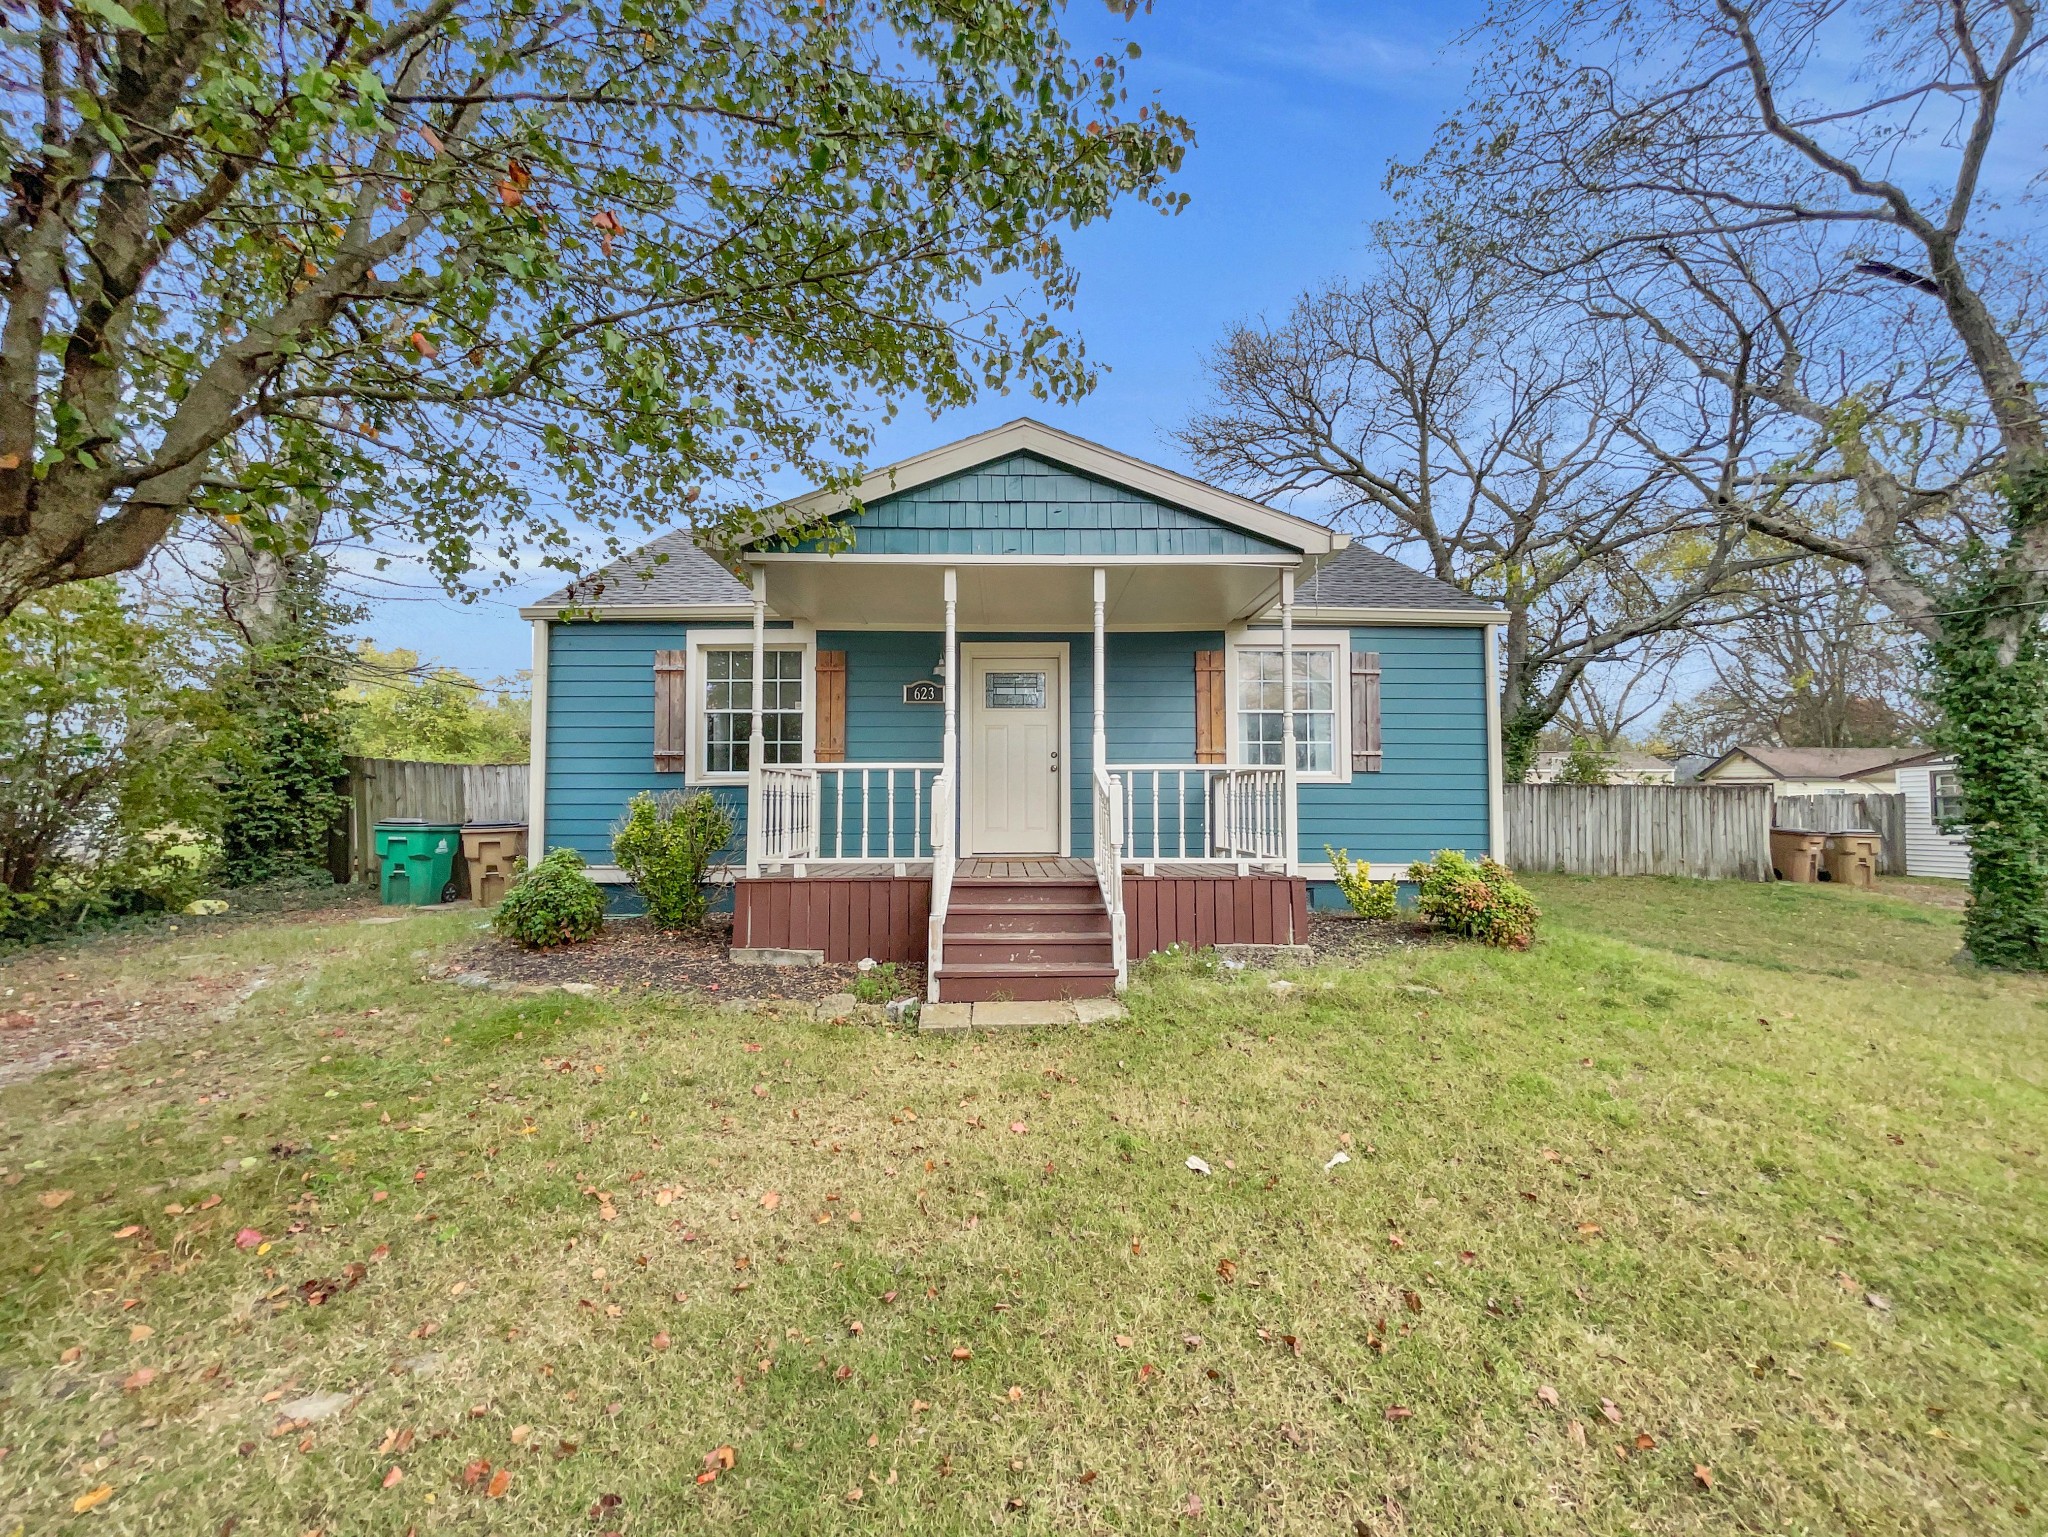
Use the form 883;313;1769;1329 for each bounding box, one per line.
1401;0;2047;966
0;0;1187;615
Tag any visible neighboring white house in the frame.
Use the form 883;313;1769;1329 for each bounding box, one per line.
1896;758;1970;879
1696;745;1945;796
1526;749;1675;785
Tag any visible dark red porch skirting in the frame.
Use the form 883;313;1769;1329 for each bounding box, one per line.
732;872;1309;965
733;876;932;963
1120;874;1309;959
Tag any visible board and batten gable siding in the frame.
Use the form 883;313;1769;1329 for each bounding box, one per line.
543;619;777;871
1897;765;1970;880
1299;624;1491;905
773;452;1294;558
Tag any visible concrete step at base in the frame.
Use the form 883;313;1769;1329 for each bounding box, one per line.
933;963;1118;1003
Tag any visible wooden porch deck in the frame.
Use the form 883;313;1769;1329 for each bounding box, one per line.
751;858;1287;880
733;856;1309;968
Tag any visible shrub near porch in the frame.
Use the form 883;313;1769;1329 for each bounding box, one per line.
0;876;2042;1533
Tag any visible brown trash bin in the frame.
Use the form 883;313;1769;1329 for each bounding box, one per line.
1769;828;1828;883
460;823;529;906
1823;832;1880;891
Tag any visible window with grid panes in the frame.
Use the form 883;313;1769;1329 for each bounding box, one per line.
703;648;803;775
1236;648;1337;775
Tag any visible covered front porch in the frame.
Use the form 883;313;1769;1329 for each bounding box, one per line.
727;558;1317;1001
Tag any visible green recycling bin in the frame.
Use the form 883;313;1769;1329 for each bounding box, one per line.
373;820;462;906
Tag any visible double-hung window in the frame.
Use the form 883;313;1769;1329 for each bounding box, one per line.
703;648;803;776
1931;770;1963;827
1236;647;1337;776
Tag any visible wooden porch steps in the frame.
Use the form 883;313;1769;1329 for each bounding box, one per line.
934;875;1117;1003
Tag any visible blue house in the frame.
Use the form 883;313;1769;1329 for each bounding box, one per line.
522;420;1504;1002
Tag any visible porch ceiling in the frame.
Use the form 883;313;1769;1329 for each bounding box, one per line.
750;557;1296;629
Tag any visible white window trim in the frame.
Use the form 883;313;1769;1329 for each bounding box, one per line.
1225;627;1352;785
684;625;815;786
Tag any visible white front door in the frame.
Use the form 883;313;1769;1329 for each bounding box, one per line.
964;646;1066;856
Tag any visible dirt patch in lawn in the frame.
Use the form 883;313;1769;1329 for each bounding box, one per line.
447;915;924;1005
0;888;381;1087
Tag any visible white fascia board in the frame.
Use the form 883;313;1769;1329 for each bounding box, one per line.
744;551;1302;567
1264;605;1510;626
755;418;1345;556
514;602;765;622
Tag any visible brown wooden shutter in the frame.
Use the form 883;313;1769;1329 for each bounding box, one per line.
1351;650;1383;772
815;650;847;763
1194;650;1226;764
654;649;688;772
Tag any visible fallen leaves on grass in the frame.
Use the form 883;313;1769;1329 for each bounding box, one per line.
121;1368;155;1392
759;1190;781;1212
39;1189;73;1209
73;1485;114;1513
488;1468;512;1498
1693;1463;1713;1489
1384;1405;1413;1422
234;1228;263;1250
381;1467;405;1489
1536;1385;1560;1409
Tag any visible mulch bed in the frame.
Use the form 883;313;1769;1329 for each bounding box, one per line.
1304;912;1433;964
450;913;1416;1007
447;916;923;1006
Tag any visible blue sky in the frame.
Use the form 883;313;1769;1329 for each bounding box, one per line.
361;0;1487;681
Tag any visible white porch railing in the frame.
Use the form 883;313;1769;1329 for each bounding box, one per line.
1109;765;1290;867
755;763;943;866
1092;767;1128;989
756;765;816;866
926;769;956;1002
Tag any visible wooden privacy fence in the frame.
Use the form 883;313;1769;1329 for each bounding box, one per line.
1772;791;1905;875
1502;783;1774;882
342;757;530;884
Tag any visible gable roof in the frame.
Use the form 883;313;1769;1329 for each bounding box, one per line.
751;418;1346;557
525;529;751;613
1295;543;1499;613
1702;745;1943;781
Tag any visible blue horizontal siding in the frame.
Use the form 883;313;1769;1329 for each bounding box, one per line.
543;619;763;872
819;630;1221;859
766;452;1292;557
543;620;1494;881
1301;625;1491;869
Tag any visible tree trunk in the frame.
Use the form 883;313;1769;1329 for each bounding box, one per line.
1928;459;2048;970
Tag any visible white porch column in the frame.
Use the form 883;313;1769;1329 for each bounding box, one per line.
1091;568;1107;775
745;565;766;877
1280;567;1299;874
526;619;549;862
942;568;959;785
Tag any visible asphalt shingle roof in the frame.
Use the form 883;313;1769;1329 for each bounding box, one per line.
1720;745;1939;780
529;530;750;609
1297;543;1498;612
528;526;1499;616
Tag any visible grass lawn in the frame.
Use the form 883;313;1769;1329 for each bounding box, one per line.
2;875;2044;1534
